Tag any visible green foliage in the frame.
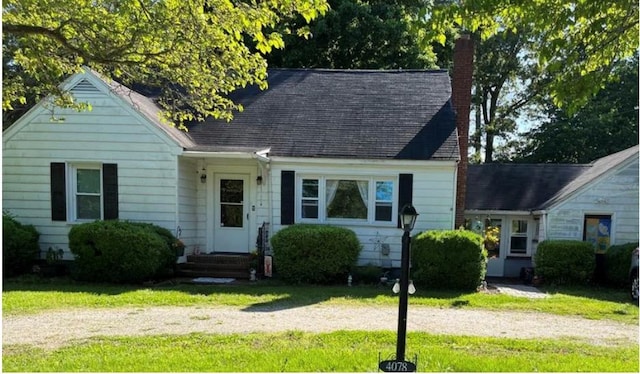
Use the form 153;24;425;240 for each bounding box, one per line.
424;0;639;113
268;0;436;69
2;0;328;128
128;222;180;276
270;224;361;284
535;240;596;285
411;230;486;291
2;212;40;278
604;242;639;287
513;56;639;163
68;220;170;283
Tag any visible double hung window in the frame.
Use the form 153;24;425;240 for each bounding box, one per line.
298;176;396;224
509;219;528;255
70;164;103;221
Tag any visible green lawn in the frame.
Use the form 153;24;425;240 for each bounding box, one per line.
3;276;638;323
3;276;639;372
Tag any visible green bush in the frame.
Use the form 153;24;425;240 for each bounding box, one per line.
128;222;179;277
2;212;40;278
271;224;361;284
411;230;486;291
604;242;639;287
68;220;169;283
534;240;596;285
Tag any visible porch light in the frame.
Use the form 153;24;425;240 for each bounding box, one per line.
256;175;263;185
200;167;207;183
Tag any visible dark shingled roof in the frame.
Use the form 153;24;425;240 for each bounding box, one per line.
465;164;589;211
466;145;639;211
185;69;460;160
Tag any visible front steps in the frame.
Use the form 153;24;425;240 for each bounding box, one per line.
177;253;253;279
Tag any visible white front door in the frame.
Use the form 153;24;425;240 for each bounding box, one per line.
214;174;250;253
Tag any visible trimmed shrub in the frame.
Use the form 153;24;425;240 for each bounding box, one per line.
128;222;179;277
534;240;595;285
69;220;168;283
604;242;639;287
2;212;40;277
411;230;486;291
271;224;361;284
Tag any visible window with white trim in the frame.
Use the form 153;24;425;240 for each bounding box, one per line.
509;219;528;255
70;164;103;221
298;176;396;224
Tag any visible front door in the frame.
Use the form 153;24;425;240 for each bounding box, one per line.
214;174;250;253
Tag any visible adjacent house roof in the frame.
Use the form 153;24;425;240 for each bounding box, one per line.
465;145;639;212
185;69;460;160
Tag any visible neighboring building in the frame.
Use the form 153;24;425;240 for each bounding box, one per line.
2;38;475;269
465;145;640;277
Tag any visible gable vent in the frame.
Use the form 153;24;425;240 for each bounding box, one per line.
71;79;100;94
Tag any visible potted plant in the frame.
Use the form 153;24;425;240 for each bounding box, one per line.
173;239;186;257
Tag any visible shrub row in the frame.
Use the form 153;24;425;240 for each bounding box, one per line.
534;240;639;286
271;224;361;284
3;212;40;278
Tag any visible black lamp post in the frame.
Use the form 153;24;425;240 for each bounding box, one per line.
396;204;418;362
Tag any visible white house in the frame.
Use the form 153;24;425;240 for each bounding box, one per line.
465;145;639;277
2;39;475;271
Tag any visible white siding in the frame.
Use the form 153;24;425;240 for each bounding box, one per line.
177;158;199;259
546;158;639;245
267;160;457;267
2;81;183;259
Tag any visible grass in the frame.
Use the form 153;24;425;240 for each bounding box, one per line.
3;276;638;372
2;276;638;323
2;331;638;372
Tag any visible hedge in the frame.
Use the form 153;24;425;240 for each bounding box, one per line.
411;230;486;291
534;240;595;285
604;242;639;287
271;224;361;284
2;212;40;278
68;220;173;283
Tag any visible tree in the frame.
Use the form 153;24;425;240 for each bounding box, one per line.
2;0;328;128
423;0;639;113
469;30;547;163
267;0;436;69
511;56;639;164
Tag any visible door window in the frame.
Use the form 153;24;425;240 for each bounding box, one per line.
220;179;243;227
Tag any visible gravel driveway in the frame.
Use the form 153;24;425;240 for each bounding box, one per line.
3;304;637;350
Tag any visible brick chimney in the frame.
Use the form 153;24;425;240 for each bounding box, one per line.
451;34;474;228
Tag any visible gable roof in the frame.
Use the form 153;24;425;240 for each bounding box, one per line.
465;145;639;212
185;69;460;160
2;68;195;149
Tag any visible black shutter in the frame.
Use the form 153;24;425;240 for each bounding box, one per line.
398;173;413;228
281;170;295;225
50;163;67;221
103;164;119;220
